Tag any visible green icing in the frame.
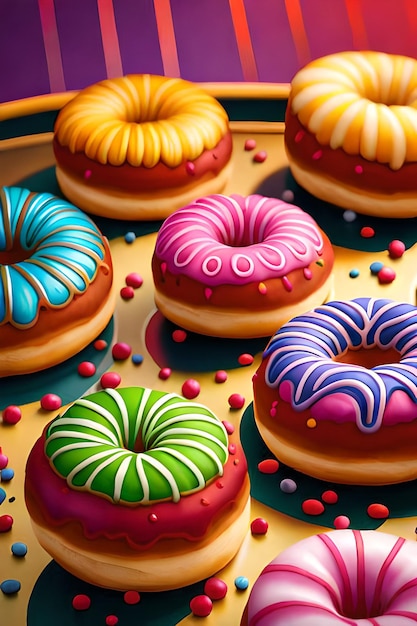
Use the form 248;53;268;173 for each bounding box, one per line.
45;387;228;505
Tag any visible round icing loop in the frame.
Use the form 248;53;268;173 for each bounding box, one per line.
45;387;229;506
264;297;417;432
0;186;106;328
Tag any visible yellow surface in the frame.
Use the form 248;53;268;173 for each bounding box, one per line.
1;124;417;626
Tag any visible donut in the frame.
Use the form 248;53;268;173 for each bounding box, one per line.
53;74;233;220
152;194;334;338
253;297;417;485
285;51;417;217
0;186;114;377
25;386;250;591
241;529;417;625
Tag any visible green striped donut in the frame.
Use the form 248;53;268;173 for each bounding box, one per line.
44;387;229;505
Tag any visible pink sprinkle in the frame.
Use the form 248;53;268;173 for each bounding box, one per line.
222;420;234;434
190;595;213;617
40;394;62;411
2;406;22;425
120;286;135;300
334;515;351;529
303;268;312;280
182;379;200;399
0;514;13;532
204;577;228;600
161;261;167;276
244;138;256;151
105;616;119;626
360;226;375;238
215;370;228;383
295;130;305;142
204;287;212;300
100;372;122;389
123;591;141;605
354;164;363;174
302;499;325;516
125;272;143;288
253;150;267;163
94;339;107;351
250;517;269;535
238;353;254;366
312;149;323;160
186;161;195;175
0;450;8;470
322;490;338;504
228;393;245;410
269;407;277;417
84;170;92;180
72;594;91;611
282;276;293;292
159;367;172;380
388;239;405;258
228;443;236;454
172;329;187;343
378;266;396;284
258;282;267;294
77;361;96;377
112;342;132;360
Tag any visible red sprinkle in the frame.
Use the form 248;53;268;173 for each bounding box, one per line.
172;329;187;343
120;286;135;299
360;226;375;238
250;517;269;535
94;339;107;351
322;490;338;504
334;515;351;529
0;515;13;532
148;513;158;523
125;272;143;288
378;266;396;284
238;353;254;366
100;372;122;389
253;150;267;163
244;138;256;151
2;406;22;425
215;370;228;383
367;503;389;519
182;379;200;399
228;393;245;410
190;595;213;617
40;394;62;411
302;499;325;516
77;361;96;377
123;590;141;605
159;367;172;380
204;577;228;600
388;239;405;258
112;342;132;360
72;594;91;611
105;616;119;626
257;459;279;474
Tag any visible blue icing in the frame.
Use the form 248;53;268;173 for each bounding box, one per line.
7;267;40;326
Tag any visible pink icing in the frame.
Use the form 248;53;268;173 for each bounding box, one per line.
154;194;324;286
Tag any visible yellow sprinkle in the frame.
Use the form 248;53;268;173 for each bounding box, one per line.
258;282;267;294
316;259;325;267
306;418;317;428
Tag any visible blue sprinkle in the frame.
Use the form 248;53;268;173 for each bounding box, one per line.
234;576;249;590
132;354;144;365
1;579;21;594
370;261;384;275
124;231;136;244
1;468;14;482
0;488;5;504
349;268;360;278
11;542;27;557
280;478;297;494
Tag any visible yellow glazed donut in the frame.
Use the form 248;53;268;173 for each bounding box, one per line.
53;74;233;220
285;51;417;217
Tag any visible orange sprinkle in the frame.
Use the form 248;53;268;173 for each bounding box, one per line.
306;418;317;428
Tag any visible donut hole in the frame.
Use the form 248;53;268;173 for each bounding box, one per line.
0;246;33;265
334;346;401;368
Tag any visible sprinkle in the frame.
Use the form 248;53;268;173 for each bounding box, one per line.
200;498;210;506
0;450;8;470
112;342;132;360
182;379;200;399
370;261;384;274
40;394;62;411
185;161;195;175
172;329;187;343
94;339;107;351
281;189;294;202
77;361;96;377
0;515;13;532
316;258;325;267
388;239;406;258
132;354;144;365
215;370;228;383
343;210;357;222
125;272;143;288
228;394;245;410
204;577;228;600
253;150;267;163
354;165;363;174
282;276;292;292
306;418;317;428
160;261;167;276
334;515;351;529
360;226;375;238
123;590;140;605
222;421;234;435
234;576;249;591
280;478;297;493
367;503;389;519
204;287;212;300
258;282;267;294
228;443;236;454
1;468;14;482
303;268;312;280
84;169;92;179
258;459;279;474
190;595;213;617
148;513;158;523
378;266;396;284
244;139;256;151
0;488;5;504
312;149;323;160
105;616;119;626
124;231;136;244
238;353;254;366
295;130;305;142
159;367;172;380
0;579;21;594
2;406;21;425
120;286;135;299
216;480;224;489
100;372;121;389
250;517;269;535
322;490;338;504
11;542;27;557
72;594;91;611
349;268;360;278
302;499;325;516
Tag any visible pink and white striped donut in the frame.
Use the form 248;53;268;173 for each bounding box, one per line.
242;529;417;626
152;194;334;338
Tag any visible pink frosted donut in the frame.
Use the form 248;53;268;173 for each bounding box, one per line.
152;194;334;338
242;529;417;625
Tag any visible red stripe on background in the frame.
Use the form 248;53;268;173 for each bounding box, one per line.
284;0;311;67
403;0;417;42
153;0;180;77
37;0;66;92
228;0;258;81
97;0;123;78
344;0;369;49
